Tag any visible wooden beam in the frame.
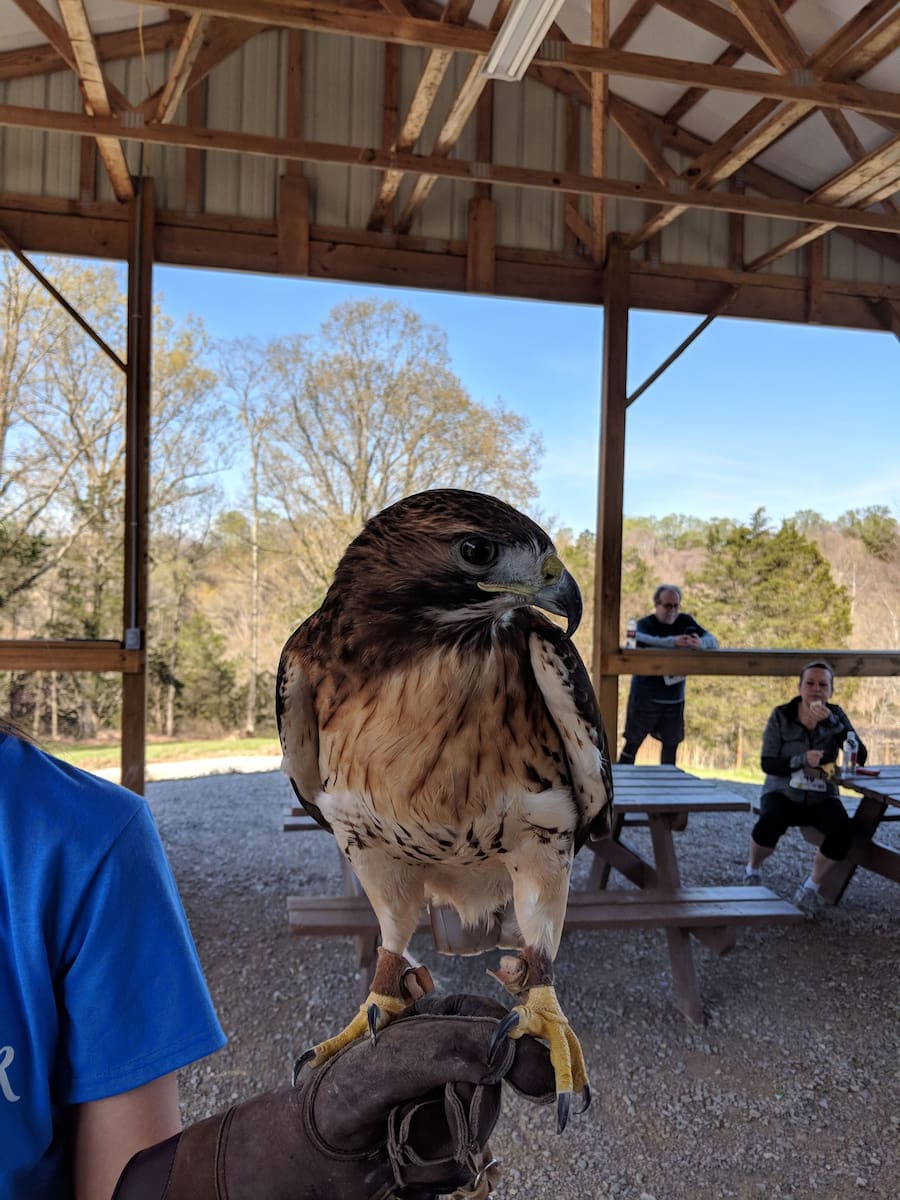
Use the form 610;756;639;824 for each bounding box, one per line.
284;27;304;175
869;297;900;341
367;0;473;231
594;240;630;748
278;173;310;273
121;178;154;795
0;16;190;84
0;640;143;673
634;99;900;265
0;223;126;370
130;0;900;121
603;649;900;679
5;191;900;325
590;0;609;264
806;234;823;324
9;0;132;110
745;135;900;271
656;0;771;62
184;79;205;214
5;102;900;236
610;0;656;51
153;13;212;123
465;194;495;292
55;0;134;201
626;286;739;406
138;18;265;121
726;0;801;71
393;0;511;234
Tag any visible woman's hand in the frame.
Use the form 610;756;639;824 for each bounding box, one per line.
806;749;824;767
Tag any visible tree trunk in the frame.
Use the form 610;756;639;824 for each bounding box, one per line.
32;672;42;738
50;672;58;739
245;449;260;736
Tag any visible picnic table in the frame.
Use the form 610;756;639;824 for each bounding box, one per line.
803;766;900;904
284;765;802;1026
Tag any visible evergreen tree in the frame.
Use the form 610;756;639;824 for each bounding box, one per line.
684;510;852;765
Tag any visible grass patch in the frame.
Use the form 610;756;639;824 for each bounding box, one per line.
50;736;280;771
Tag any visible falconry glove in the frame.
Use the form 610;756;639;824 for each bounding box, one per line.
112;994;555;1200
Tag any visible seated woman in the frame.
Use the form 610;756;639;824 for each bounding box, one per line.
744;660;867;917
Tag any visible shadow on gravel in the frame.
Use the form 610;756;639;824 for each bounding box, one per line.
147;771;899;1200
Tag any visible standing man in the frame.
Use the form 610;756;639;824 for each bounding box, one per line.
620;584;718;766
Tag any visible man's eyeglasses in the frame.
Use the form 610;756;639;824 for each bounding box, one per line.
658;602;680;609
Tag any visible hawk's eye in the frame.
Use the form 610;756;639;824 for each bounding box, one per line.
459;537;497;567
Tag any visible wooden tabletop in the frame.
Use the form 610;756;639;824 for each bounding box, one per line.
611;765;750;814
837;767;900;807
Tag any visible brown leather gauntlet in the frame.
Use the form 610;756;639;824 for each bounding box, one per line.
113;995;554;1200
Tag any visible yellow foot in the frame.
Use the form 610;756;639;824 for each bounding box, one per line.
298;992;407;1074
489;985;589;1132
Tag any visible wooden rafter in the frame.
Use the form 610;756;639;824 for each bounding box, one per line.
590;0;609;263
613;95;900;267
726;0;801;70
5;98;900;238
656;0;773;63
610;0;656;51
622;3;900;251
367;0;474;232
127;1;900;122
0;15;189;83
54;0;134;200
10;0;131;110
392;0;512;234
746;137;900;271
138;18;266;121
153;14;212;124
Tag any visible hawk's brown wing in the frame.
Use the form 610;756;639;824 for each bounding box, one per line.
528;619;613;849
276;628;330;833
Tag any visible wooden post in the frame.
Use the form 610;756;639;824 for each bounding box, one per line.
121;178;154;794
592;240;629;753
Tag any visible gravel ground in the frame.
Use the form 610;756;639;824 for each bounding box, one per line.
146;767;899;1200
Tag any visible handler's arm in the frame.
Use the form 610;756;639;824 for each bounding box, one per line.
73;1073;181;1200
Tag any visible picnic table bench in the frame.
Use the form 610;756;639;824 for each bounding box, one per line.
800;766;900;904
284;765;802;1025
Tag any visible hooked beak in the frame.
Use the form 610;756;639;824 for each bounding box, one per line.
532;556;582;637
476;552;583;636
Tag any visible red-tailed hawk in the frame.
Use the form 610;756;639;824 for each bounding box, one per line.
278;488;612;1129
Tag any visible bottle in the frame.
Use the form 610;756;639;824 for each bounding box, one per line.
625;617;637;649
842;731;858;775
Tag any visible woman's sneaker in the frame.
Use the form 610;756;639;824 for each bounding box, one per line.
792;882;826;919
744;869;762;886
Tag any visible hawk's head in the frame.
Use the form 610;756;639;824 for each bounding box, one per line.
327;489;582;643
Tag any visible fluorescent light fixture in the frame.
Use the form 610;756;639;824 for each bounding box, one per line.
481;0;567;82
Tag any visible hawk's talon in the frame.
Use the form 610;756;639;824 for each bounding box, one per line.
576;1083;592;1115
367;1002;380;1043
557;1092;571;1134
488;1011;520;1063
292;1047;316;1086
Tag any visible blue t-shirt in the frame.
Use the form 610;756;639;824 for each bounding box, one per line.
0;733;226;1199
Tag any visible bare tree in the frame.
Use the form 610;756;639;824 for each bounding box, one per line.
263;298;543;597
215;337;283;735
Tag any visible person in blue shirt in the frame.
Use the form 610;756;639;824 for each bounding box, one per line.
0;718;226;1200
619;584;718;766
2;718;557;1199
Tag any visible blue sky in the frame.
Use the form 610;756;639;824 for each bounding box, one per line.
155;264;900;535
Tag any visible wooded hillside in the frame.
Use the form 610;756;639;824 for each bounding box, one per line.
2;257;897;766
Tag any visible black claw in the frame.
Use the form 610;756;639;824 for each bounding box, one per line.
367;1003;381;1044
576;1083;592;1115
557;1092;571;1134
292;1047;316;1086
488;1011;520;1063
